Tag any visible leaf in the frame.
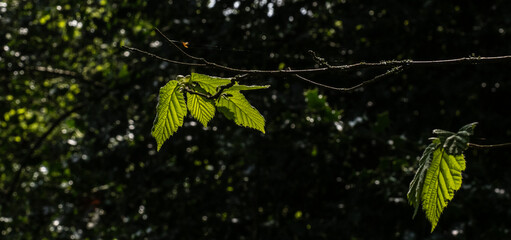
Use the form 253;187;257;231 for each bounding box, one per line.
458;122;477;135
408;123;477;232
407;140;439;218
421;148;466;232
436;122;478;155
191;72;231;95
151;80;187;151
216;91;265;133
186;91;215;127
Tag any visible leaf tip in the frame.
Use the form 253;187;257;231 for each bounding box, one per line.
430;223;438;233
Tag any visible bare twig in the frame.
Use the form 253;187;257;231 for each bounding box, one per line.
30;66;78;78
308;50;332;68
155;28;204;62
339;66;404;92
294;66;404;92
25;66;105;88
122;45;206;67
468;142;511;149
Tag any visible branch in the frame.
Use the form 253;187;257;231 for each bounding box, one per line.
125;29;511;92
468;142;511;149
125;42;511;74
25;66;105;88
29;66;78;78
129;30;511;75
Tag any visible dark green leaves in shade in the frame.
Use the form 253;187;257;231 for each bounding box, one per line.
407;122;477;232
408;140;438;219
151;73;269;151
304;89;343;122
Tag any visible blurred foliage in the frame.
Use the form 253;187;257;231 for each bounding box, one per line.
0;0;510;239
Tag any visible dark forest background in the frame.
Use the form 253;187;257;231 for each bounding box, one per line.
1;0;511;239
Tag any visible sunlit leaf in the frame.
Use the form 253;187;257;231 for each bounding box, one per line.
187;90;215;127
421;148;465;232
408;123;476;231
216;91;265;133
151;80;187;151
191;72;231;95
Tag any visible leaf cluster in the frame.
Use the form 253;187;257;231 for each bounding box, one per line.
151;73;269;151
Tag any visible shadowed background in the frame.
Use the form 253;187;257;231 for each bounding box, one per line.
1;0;511;239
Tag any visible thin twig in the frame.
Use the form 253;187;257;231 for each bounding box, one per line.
468;142;511;148
30;66;78;77
121;46;206;67
340;66;404;92
26;66;105;88
308;50;332;68
155;28;204;62
294;66;404;92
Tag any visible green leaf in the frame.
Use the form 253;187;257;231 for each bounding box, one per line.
433;122;477;155
421;148;466;232
442;122;477;155
216;91;265;133
226;84;270;91
151;80;187;151
407;141;439;219
186;91;215;127
458;122;477;135
217;106;235;121
191;72;231;95
408;123;477;232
